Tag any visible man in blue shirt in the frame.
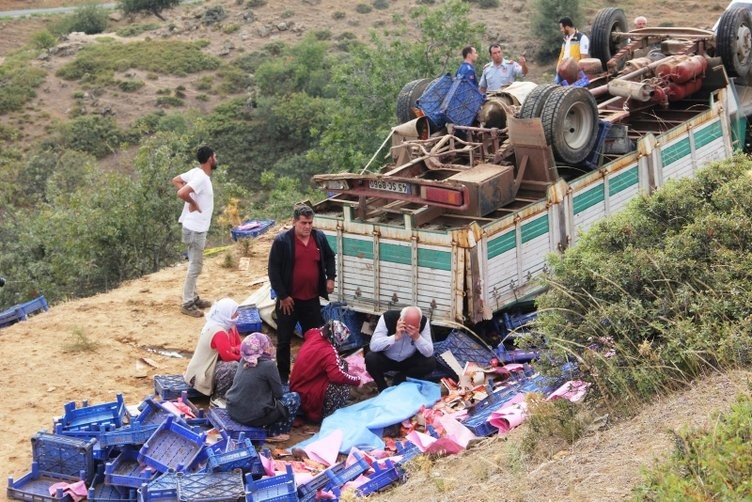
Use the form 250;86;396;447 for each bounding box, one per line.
479;43;528;93
456;45;479;87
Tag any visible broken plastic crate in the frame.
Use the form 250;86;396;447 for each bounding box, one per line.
206;437;260;474
296;462;347;501
244;464;297;502
433;329;496;377
354;460;404;496
153;375;205;401
321;302;365;352
0;296;49;329
323;452;369;491
207;408;266;444
175;469;245;502
7;461;86;502
137;470;179;502
236;305;262;335
57;393;127;432
137;416;207;473
105;447;158;489
230;219;275;241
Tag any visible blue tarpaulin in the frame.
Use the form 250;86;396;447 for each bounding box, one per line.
293;379;441;453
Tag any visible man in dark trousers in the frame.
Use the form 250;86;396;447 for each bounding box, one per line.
365;306;435;392
268;204;336;383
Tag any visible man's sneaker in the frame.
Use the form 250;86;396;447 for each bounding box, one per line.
193;297;212;309
181;303;204;318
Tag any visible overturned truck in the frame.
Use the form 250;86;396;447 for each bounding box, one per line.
311;7;752;331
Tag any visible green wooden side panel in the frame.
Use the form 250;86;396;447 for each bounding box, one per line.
417;248;452;271
379;242;410;265
573;184;605;214
487;231;516;260
521;215;548;243
661;137;691;167
694;120;722;150
342;237;373;260
609;166;638;196
326;235;336;250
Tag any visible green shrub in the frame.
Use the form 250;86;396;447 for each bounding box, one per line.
281;9;294;18
58;115;126;158
53;4;109;35
0;59;47;115
116;23;160;37
223;23;241;34
530;0;581;62
313;30;332;41
196;93;209;101
118;0;180;18
634;394;752;500
373;0;389;9
247;0;266;6
31;30;57;50
355;4;372;14
57;40;221;82
156;95;184;107
332;11;346;20
217;66;251;94
117;79;145;92
478;0;499;7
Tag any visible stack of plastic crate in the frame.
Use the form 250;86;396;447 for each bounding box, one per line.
354;460;404;497
137;416;207;473
244;464;297;502
207;408;266;444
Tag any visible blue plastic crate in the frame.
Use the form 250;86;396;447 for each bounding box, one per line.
244;465;297;502
31;431;97;483
496;345;540;364
207;408;266;443
58;394;127;432
90;465;138;502
137;470;179;502
502;311;538;331
0;296;49;329
440;77;484;126
99;422;162;450
433;329;496;378
138;416;207;473
206;438;258;473
106;447;158;489
230;219;275;242
236;305;262;335
153;375;205;401
583;120;612;170
53;420;117;444
297;463;346;501
321;302;365;352
354;460;404;496
175;469;245;502
7;461;84;502
416;74;453;130
324;452;369;491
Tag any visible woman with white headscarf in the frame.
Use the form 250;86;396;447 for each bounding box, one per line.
226;332;301;441
183;298;242;401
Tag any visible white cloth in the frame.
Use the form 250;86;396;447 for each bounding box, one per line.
177;167;214;232
206;298;239;330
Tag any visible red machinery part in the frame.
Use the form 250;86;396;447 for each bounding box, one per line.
656;55;708;83
668;78;704;101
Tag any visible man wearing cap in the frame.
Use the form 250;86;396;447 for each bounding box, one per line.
268;203;336;383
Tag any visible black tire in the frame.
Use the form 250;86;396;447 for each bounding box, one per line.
396;78;432;123
716;6;752;79
540;87;598;164
590;7;628;69
519;84;558;119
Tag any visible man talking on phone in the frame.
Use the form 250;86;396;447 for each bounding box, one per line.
365;306;435;392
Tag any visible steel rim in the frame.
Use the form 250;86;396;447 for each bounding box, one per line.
562;101;594;150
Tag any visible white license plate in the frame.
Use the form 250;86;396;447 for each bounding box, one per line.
368;180;409;194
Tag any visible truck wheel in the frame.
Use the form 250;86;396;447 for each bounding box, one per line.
519;84;557;118
590;8;628;69
396;78;432;123
540;87;599;164
716;6;752;79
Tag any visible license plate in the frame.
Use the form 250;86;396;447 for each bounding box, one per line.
368;180;409;194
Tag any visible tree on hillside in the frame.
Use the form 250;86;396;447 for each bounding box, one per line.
119;0;181;20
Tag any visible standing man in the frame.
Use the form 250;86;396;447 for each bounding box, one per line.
172;146;216;318
456;45;479;87
268;204;336;383
479;43;528;93
365;306;435;392
557;16;589;65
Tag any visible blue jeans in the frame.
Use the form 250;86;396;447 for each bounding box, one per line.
182;228;207;306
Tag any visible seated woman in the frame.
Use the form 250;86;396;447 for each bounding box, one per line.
226;332;301;441
289;320;361;423
183;298;242;402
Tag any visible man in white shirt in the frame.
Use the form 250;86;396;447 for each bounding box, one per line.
172;146;217;317
479;43;528;93
365;306;435;392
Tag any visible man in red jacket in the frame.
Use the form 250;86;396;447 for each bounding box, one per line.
289;320;361;423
